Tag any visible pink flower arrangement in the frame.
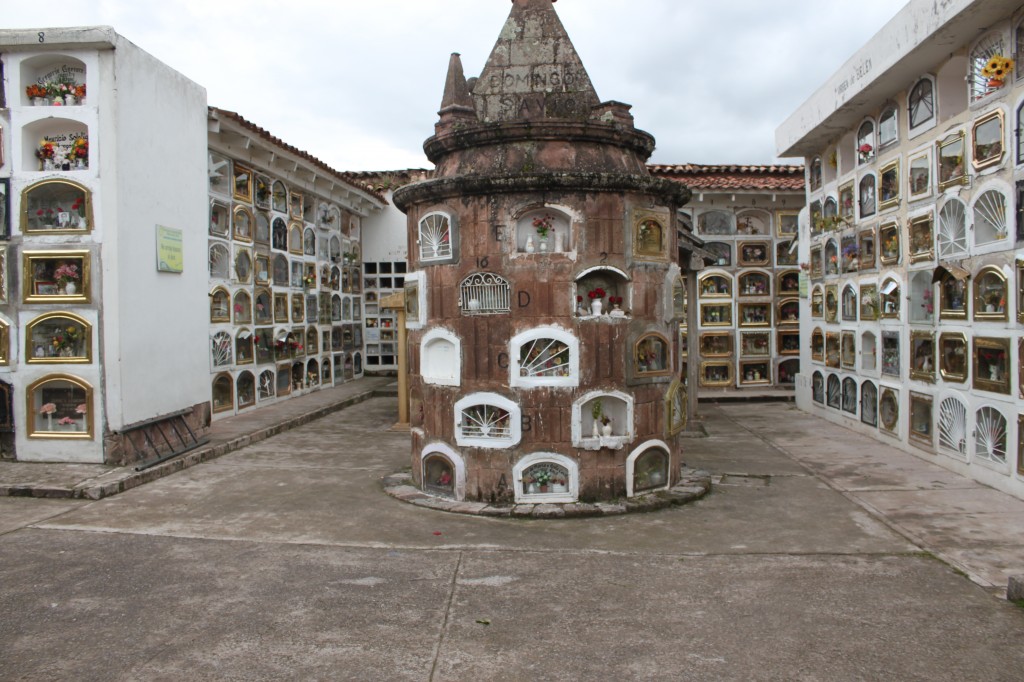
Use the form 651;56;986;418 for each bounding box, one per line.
54;263;80;286
39;403;57;415
58;417;75;425
75;404;87;415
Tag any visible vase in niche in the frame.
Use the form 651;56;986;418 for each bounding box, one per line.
592;420;600;438
64;281;77;296
75;158;87;170
591;299;602;316
65;94;76;106
467;298;481;312
601;420;613;438
554;231;564;252
33;97;47;106
525;235;535;253
539;239;548;252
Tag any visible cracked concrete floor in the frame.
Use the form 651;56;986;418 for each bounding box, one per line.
1;399;1023;681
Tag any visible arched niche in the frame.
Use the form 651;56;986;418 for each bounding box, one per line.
21;179;92;234
233;206;253;243
288;222;303;254
27;373;93;438
211;331;233;368
26;311;92;364
418;211;457;264
860;381;878;426
515;205;573;254
575;266;629;317
211;372;234;414
210;199;230;238
738;270;770;297
420;443;466;501
736;209;771;236
272;217;288;251
22;118;90;172
510;326;579;388
232;290;252;325
235;328;254;365
633;332;670;377
421;328;461;387
861;331;877;371
777;359;799;386
209;242;230;279
811;370;825;404
626;440;671;497
236;371;255;409
572;389;633;450
20;54;87;107
513;452;578;504
842;377;858;414
699;271;732;298
460;273;511;316
454;392;521;448
306;358;320;388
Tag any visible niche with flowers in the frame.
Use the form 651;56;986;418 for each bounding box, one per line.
739;302;771;327
879;222;900;265
973;266;1008;321
811;286;824;318
908;215;934;263
700;361;733;387
633;333;670;377
811;328;824;362
777;271;799;296
824;239;839;276
738;241;770;267
777;330;800;356
517;208;571;255
510;327;578;388
575;267;628;317
824;285;838;323
860;284;879;320
739;360;770;385
939;332;967;382
738;271;770;297
628;443;671;496
700;331;733;358
699;272;732;298
740;331;770;358
26;312;91;364
574;391;633;450
27;374;92;438
23;251;89;303
21;179;92;233
22;118;90;172
910;331;936;382
825;332;840;368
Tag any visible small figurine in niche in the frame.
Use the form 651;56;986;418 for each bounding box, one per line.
437;470;452;487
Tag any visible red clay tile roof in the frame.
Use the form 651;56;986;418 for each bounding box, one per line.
648;164;805;192
342;169;433;193
209;107;387;204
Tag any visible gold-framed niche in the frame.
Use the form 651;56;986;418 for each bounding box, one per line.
26;373;94;439
22;250;91;304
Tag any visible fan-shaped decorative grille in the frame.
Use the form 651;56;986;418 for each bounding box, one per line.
826;375;841;409
938;199;968;258
973;190;1007;243
460;405;511;440
969;34;1005;102
418;214;452;261
974;406;1007;463
909;79;934;129
518;338;570;378
460;273;510;315
211;332;232;367
812;372;824;404
258;370;275;400
860;382;877;426
938;397;968;456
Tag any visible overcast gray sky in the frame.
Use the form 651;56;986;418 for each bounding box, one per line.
5;0;903;171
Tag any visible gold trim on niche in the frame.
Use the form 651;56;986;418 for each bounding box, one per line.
811;328;824;362
26;373;94;440
699;331;733;358
631;207;671;261
775;210;799;237
937;130;967;191
699;361;733;387
0;320;8;366
700;302;732;327
908;214;934;263
738;302;771;328
908;150;931;199
972;265;1008;322
777;329;800;356
909;330;936;383
973;336;1011;395
878;158;900;211
699;272;732;298
878;221;900;265
738;360;771;385
20;179;94;235
232;162;254;203
971;108;1004;171
22;250;91;304
939;332;968;383
879;387;899;434
25;311;93;365
908;391;934;446
737;241;770;267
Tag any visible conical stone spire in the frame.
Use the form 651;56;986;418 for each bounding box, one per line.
437;52;478;133
472;0;600;122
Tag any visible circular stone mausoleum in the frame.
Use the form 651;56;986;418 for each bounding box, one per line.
393;0;691;505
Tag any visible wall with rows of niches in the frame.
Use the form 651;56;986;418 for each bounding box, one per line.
206;151;365;418
682;193;804;392
796;12;1024;500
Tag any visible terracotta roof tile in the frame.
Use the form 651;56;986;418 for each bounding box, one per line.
342;169;433;193
648;163;805;192
209;107;387;204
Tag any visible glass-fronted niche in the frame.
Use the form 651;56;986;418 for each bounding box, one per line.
22;250;90;303
27;374;92;439
21;179;93;234
26;312;92;363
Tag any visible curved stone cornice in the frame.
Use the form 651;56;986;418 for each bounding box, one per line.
393;172;691;212
424;121;657;165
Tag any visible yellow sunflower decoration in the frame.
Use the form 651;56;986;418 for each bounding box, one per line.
981;54;1014;85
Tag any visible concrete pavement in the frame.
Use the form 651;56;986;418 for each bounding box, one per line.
1;397;1023;680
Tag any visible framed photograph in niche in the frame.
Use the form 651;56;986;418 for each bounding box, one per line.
939;332;967;383
232;162;254;204
21;179;92;234
908;214;934;263
908;150;931;199
23;251;90;303
937;131;967;191
971;109;1004;171
27;374;94;439
910;330;936;382
775;210;798;237
878;159;900;211
973;336;1010;395
699;331;733;358
737;241;770;267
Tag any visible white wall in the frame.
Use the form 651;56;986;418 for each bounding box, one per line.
102;35;209;430
362;191;408;263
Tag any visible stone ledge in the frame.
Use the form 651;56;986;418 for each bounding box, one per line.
382;468;712;519
1008;574;1024;602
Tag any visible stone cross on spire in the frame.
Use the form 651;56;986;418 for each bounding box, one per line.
472;0;600;122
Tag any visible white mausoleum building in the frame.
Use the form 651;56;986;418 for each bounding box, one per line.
777;0;1024;499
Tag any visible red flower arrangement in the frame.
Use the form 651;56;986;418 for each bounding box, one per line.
35;140;56;161
608;296;623;306
587;287;606;300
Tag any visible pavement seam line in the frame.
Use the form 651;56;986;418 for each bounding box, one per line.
429;550;463;682
717;406;997;590
0;503;93;538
